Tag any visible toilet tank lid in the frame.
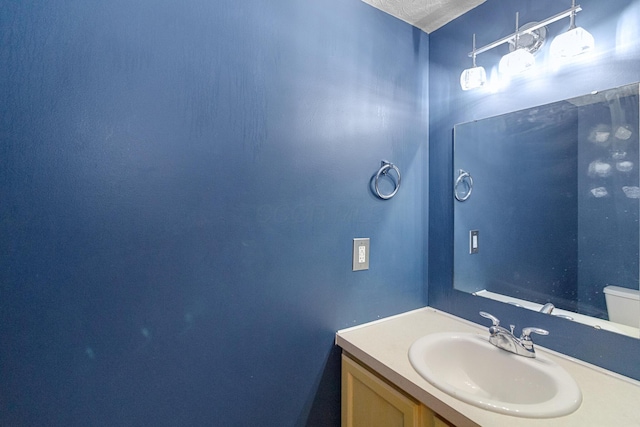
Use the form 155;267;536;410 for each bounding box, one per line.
603;285;640;300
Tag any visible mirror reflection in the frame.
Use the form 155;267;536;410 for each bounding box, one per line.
453;83;640;338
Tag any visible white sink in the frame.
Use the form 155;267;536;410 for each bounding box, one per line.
408;332;582;418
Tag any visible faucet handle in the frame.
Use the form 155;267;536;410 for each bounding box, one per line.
521;327;549;340
479;311;500;326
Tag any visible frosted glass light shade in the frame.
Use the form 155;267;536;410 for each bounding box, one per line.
460;66;487;90
498;49;535;75
549;27;595;58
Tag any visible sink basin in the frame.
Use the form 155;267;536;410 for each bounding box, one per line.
408;332;582;418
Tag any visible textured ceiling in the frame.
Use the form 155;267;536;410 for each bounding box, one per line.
362;0;486;33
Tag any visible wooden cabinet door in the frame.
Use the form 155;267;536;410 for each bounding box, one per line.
342;354;451;427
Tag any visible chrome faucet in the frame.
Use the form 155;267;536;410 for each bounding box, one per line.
479;311;549;358
540;303;555;314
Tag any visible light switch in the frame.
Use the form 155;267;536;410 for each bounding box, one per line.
353;238;370;271
470;230;479;254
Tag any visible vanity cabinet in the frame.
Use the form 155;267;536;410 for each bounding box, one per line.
342;354;454;427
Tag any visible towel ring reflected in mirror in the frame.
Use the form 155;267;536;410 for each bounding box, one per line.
454;169;473;202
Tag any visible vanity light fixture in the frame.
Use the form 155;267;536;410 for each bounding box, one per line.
549;0;595;59
460;34;487;90
498;12;536;75
461;1;594;90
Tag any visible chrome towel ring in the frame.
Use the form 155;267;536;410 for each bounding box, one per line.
454;169;473;201
374;160;401;200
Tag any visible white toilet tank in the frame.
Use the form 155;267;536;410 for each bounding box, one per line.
603;285;640;328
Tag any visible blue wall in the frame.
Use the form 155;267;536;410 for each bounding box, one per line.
429;0;640;379
0;1;428;425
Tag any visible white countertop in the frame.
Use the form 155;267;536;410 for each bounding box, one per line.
335;307;640;427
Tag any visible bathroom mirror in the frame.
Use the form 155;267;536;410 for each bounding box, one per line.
453;82;640;338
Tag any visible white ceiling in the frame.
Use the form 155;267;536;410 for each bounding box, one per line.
362;0;486;33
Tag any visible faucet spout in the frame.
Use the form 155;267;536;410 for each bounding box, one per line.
540;303;555;314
